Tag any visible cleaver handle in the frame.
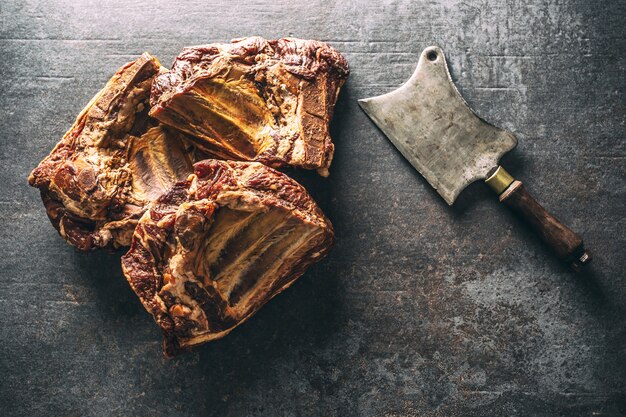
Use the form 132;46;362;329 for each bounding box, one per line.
486;166;592;271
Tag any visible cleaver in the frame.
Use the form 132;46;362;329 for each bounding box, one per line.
359;46;591;271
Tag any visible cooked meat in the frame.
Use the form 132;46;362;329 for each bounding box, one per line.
149;37;349;176
29;53;199;251
121;160;334;356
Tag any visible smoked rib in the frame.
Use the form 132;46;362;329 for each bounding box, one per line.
149;37;349;176
29;53;200;250
121;160;334;356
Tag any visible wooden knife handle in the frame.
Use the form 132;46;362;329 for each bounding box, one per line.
485;166;592;271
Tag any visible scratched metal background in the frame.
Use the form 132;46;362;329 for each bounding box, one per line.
1;1;624;416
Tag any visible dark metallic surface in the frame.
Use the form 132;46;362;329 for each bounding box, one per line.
1;1;624;416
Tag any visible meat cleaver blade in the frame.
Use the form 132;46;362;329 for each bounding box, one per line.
358;46;517;205
358;46;591;271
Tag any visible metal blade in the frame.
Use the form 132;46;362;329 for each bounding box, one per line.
358;46;517;205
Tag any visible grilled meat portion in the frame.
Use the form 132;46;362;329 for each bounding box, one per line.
29;53;199;250
122;160;334;356
150;37;349;176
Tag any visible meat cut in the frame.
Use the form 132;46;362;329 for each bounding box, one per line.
121;160;334;356
150;37;349;176
122;160;334;356
29;53;199;251
149;37;349;176
29;40;343;356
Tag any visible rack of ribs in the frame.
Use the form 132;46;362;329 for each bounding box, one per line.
29;53;200;250
122;160;334;356
150;37;349;176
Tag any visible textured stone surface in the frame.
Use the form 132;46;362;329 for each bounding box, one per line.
1;1;624;416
